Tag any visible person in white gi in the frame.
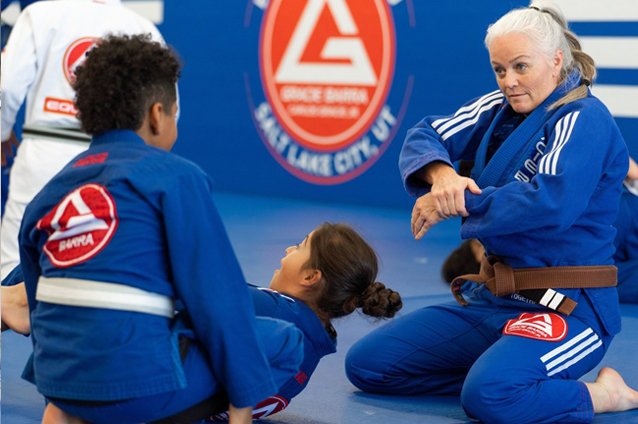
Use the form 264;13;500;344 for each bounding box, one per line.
0;0;163;279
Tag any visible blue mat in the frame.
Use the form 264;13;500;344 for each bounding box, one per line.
2;191;638;423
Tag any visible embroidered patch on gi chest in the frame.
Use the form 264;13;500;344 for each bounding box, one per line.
37;184;118;267
503;312;567;342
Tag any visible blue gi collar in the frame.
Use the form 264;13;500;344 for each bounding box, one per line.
90;129;146;147
473;71;583;187
286;293;337;354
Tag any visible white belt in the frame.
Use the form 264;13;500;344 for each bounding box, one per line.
36;277;175;318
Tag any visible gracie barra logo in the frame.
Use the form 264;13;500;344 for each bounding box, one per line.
63;37;98;85
503;312;567;342
250;0;411;184
36;184;118;267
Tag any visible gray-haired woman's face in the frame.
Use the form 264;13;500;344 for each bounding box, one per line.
488;32;563;114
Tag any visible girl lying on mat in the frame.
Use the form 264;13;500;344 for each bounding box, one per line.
208;222;402;421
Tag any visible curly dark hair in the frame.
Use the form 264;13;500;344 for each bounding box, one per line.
307;223;402;322
73;33;181;135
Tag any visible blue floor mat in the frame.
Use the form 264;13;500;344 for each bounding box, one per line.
3;191;638;423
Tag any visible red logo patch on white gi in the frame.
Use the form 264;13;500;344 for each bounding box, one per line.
43;96;78;116
63;37;98;84
503;312;568;342
37;184;118;267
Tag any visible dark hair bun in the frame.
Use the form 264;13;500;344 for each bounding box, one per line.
359;282;402;318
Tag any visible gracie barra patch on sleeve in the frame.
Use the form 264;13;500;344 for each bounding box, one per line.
502;312;567;342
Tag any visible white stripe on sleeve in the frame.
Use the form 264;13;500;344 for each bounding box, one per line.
439;98;504;141
430;91;504;141
432;91;503;131
538;111;580;176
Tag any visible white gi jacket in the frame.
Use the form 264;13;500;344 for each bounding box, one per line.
0;0;163;278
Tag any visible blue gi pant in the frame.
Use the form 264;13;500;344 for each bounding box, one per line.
617;260;638;303
346;288;612;424
51;316;303;423
615;189;638;304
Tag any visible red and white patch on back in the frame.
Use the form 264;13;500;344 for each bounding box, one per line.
37;184;118;267
503;312;568;342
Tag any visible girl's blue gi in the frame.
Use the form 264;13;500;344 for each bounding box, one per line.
346;74;629;423
247;286;337;418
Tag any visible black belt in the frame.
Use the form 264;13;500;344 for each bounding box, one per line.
22;124;91;143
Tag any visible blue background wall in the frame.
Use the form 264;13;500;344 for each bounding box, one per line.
8;0;634;210
159;0;537;209
155;0;638;209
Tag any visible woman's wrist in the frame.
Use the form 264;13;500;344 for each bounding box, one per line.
423;161;455;185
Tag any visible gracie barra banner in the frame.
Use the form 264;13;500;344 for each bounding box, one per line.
152;0;638;208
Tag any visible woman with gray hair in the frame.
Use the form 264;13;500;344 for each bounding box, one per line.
346;1;638;422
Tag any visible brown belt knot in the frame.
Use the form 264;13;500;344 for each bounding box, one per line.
450;255;617;315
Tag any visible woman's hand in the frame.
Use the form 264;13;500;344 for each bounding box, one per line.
411;193;446;239
425;162;482;218
228;403;253;424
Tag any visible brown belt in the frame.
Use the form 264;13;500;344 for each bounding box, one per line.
450;256;617;315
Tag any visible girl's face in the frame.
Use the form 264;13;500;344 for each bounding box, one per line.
489;32;563;114
269;231;316;295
